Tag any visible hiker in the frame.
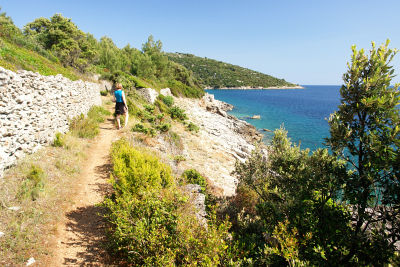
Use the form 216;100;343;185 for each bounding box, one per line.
114;83;129;129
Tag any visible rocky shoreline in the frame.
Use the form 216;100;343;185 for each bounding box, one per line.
205;85;304;90
171;93;264;196
135;88;265;196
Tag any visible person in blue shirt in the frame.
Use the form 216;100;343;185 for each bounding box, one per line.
114;83;129;129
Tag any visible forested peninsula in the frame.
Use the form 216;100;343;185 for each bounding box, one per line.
168;52;300;89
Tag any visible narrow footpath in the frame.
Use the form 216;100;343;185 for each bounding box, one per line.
51;117;119;266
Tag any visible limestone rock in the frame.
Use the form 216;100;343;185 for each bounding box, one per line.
160;88;173;96
172;94;266;196
0;66;102;178
183;184;207;225
137;88;159;104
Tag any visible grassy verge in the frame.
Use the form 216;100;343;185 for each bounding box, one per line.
0;38;82;80
0;105;110;265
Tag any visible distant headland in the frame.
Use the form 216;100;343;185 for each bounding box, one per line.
205;85;304;90
168;53;300;89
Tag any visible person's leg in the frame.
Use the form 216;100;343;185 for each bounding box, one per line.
124;112;129;127
116;114;121;129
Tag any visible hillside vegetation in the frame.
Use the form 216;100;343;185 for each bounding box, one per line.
168;52;297;88
0;10;204;98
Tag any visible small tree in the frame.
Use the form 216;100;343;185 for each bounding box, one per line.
326;40;400;264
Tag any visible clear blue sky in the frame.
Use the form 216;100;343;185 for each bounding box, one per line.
1;0;400;85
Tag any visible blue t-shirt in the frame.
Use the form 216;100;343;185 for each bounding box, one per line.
115;90;123;103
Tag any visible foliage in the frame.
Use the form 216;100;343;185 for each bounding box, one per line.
168;79;204;98
169;106;187;121
18;165;45;201
232;130;350;265
24;14;97;71
108;70;152;90
103;140;235;265
131;123;156;136
173;155;186;163
2;10;206;98
100;90;108;96
87;105;111;122
263;220;308;267
168;52;296;88
228;41;400;265
69;114;98;138
52;132;65;147
158;94;174;107
0;38;80;80
325;40;400;264
70;106;110;138
182;169;207;193
186;122;199;132
0;8;20;40
155;123;171;132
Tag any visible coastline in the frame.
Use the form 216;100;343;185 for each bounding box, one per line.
170;93;264;196
204;85;304;90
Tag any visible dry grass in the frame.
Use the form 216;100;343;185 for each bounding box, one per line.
0;133;90;265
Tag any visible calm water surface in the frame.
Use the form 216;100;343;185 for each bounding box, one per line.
206;85;341;150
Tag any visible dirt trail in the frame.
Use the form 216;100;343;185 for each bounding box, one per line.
51;117;119;266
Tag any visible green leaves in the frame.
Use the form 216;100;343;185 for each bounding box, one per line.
104;140;235;265
24;14;97;71
326;40;400;264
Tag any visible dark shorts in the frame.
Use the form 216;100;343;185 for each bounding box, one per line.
115;102;126;115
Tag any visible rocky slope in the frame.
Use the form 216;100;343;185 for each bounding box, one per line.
135;88;264;196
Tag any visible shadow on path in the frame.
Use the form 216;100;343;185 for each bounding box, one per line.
61;157;115;265
63;205;109;266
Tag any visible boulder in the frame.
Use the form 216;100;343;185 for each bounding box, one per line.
137;88;159;104
160;88;173;96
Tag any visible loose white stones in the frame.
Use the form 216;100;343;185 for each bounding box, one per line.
0;66;102;178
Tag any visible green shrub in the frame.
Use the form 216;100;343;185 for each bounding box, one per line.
126;98;141;116
167;79;204;98
182;169;207;193
156;113;164;122
144;104;155;113
103;140;236;265
131;123;156;136
186;122;199;133
52;132;65;147
100;90;108;96
174;155;186;163
154;98;169;113
169;106;187;121
18;165;45;201
159;94;174;107
130;75;150;88
110;139;174;194
156;123;170;132
131;123;147;133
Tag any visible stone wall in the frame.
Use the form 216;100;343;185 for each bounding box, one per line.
0;67;102;177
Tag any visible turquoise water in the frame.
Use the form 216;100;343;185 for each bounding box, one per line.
206;85;341;150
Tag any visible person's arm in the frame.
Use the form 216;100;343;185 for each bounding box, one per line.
122;91;128;110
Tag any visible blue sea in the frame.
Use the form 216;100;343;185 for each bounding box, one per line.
206;85;341;151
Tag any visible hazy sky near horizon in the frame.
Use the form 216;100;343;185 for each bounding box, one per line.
1;0;400;85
